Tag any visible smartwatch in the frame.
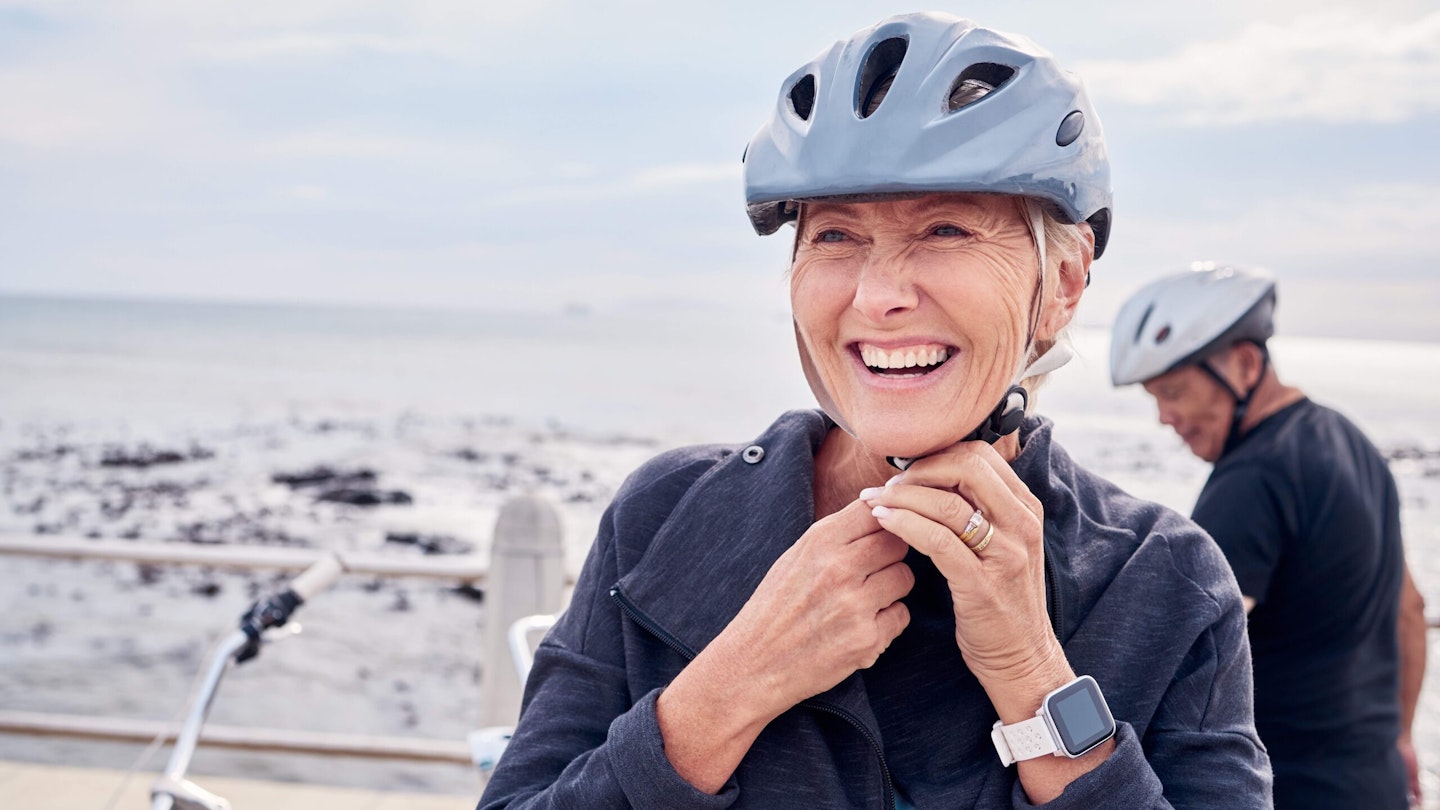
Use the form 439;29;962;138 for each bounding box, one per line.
991;675;1116;766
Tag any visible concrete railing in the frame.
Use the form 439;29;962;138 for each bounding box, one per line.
0;494;569;761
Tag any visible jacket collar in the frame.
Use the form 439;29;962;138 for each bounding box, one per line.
616;411;1074;716
618;409;830;656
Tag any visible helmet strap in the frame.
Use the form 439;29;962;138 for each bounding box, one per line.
1199;343;1270;456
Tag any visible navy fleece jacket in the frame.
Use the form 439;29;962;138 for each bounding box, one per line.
479;411;1271;808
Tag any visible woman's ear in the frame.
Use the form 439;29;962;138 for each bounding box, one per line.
1038;223;1094;340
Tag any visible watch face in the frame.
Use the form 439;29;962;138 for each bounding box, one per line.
1046;676;1116;756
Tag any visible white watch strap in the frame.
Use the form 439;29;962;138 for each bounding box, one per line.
991;715;1059;766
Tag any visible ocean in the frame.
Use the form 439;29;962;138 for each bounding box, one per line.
2;293;1439;796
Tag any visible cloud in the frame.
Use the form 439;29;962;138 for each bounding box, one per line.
200;32;436;61
488;161;740;207
1079;10;1440;125
1127;182;1440;260
0;65;178;149
1079;181;1440;338
255;131;452;160
630;163;741;190
287;184;330;201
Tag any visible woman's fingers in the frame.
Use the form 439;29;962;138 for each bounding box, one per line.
897;442;1042;524
850;528;910;571
864;558;916;608
874;600;911;647
869;502;983;582
864;481;981;540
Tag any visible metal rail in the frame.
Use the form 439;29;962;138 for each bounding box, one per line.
0;533;490;582
0;710;471;765
0;506;570;763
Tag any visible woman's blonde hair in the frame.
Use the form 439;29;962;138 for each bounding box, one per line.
1019;198;1089;407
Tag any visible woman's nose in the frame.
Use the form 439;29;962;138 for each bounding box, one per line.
851;252;919;321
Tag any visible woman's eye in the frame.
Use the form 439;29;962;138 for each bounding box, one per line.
817;229;848;243
932;224;968;237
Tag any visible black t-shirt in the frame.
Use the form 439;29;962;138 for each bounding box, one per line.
1192;398;1406;809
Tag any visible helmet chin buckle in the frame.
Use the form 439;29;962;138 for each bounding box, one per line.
968;385;1029;444
886;385;1029;470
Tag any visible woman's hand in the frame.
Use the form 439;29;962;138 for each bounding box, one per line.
657;498;913;792
861;441;1112;803
862;441;1059;688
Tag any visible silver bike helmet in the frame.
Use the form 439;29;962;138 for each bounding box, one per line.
744;13;1109;462
1110;263;1277;456
1109;263;1276;387
742;11;1113;258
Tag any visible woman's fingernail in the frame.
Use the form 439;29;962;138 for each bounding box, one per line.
885;474;903;487
859;487;884;501
871;505;893;519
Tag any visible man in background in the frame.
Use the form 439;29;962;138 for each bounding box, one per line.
1110;263;1427;809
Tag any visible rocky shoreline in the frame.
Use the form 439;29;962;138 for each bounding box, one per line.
0;410;660;793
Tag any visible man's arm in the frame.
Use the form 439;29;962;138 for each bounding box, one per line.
1397;564;1426;807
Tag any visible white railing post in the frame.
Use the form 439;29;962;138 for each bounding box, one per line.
479;495;565;728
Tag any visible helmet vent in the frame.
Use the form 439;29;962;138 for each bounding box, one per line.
789;74;816;121
947;63;1015;112
1056;110;1085;147
1133;303;1154;344
856;37;908;118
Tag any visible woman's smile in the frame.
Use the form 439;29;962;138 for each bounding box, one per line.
852;341;957;383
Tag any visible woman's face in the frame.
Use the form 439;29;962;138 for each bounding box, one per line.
791;193;1077;459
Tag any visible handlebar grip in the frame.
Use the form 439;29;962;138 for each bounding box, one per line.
290;553;345;602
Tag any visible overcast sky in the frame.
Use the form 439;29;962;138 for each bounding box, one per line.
2;1;1437;340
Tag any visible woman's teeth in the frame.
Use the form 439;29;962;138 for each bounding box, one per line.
860;345;951;374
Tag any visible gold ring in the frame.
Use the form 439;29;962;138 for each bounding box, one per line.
968;524;995;554
959;509;984;545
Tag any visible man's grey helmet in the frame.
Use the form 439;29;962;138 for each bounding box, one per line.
1109;263;1277;386
742;11;1113;258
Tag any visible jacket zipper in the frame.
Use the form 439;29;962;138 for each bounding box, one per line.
609;585;897;809
1043;535;1064;638
799;698;896;810
610;586;698;661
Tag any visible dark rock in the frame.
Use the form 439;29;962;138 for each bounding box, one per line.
1385;444;1440;462
450;583;485;603
177;522;225;544
390;590;411;612
100;444;214;469
13;444;75;463
316;488;412;506
192;581;222;598
384;532;472;555
271;466;377;489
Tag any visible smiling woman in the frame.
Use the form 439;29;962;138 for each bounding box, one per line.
479;12;1272;810
791;194;1089;463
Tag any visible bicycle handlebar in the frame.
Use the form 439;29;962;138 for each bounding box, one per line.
150;553;349;809
290;553;345;602
236;552;346;662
